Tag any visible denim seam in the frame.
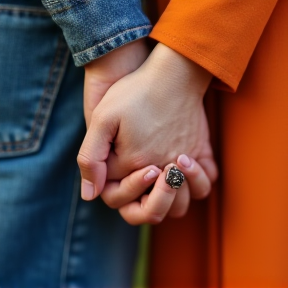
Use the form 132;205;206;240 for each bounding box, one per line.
0;36;69;156
73;24;152;66
0;5;49;16
73;25;152;57
43;0;89;16
59;168;81;287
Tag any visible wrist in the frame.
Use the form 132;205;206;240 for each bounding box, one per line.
142;43;212;98
84;39;149;84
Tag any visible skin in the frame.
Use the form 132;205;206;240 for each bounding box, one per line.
83;39;149;127
101;154;215;225
79;40;218;224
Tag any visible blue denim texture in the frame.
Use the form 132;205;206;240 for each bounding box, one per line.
0;1;142;287
42;0;152;66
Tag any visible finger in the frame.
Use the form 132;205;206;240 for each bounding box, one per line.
106;151;131;180
101;165;161;209
197;140;218;182
177;154;211;199
198;156;218;183
77;109;119;201
84;74;112;128
119;164;178;225
168;155;215;217
167;182;190;218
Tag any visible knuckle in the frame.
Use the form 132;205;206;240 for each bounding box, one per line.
103;197;119;209
194;182;211;199
123;217;139;226
169;209;188;219
189;165;201;177
202;181;212;197
91;109;115;132
91;110;106;125
146;213;164;225
124;176;141;197
77;153;95;171
156;186;175;196
210;166;219;183
101;186;124;210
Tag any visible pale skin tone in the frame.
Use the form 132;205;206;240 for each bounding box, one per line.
78;40;218;225
101;155;216;225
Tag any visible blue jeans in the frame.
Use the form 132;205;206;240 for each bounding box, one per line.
0;3;139;287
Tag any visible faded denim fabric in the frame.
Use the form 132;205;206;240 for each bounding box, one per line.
42;0;152;66
0;1;143;287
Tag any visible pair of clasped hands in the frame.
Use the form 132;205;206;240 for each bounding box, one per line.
77;39;218;225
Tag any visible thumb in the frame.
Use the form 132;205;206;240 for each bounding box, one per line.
77;109;119;200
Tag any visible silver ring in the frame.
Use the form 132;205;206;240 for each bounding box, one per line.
165;166;185;189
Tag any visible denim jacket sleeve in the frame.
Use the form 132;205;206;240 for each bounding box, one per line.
41;0;152;66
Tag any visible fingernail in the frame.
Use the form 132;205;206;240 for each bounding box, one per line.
144;169;160;181
178;154;192;168
81;179;95;201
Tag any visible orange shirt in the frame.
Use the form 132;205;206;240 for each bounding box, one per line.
148;1;288;287
150;0;277;92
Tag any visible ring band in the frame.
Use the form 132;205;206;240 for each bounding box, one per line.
165;166;185;189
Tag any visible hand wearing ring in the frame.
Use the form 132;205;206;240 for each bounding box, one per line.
99;154;216;225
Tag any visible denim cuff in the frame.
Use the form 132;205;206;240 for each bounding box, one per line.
72;25;151;66
42;0;152;66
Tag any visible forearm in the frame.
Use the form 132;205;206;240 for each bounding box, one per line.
139;43;213;102
150;0;277;92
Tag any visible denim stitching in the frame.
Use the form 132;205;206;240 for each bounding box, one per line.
73;25;152;57
43;0;89;15
73;25;152;66
0;5;49;16
0;36;70;155
0;36;68;147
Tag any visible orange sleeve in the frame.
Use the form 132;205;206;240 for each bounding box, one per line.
149;0;278;92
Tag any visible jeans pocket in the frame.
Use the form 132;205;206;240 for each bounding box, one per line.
0;5;70;158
